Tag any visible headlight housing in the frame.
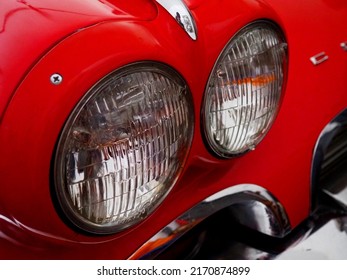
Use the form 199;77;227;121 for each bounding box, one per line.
202;21;287;157
54;62;194;234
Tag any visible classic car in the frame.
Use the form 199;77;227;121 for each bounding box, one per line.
1;0;347;259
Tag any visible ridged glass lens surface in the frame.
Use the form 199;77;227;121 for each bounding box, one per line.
203;22;287;157
54;63;193;234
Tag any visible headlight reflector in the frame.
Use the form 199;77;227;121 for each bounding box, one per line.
54;63;193;234
203;21;287;157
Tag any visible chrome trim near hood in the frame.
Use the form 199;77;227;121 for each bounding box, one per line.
155;0;197;40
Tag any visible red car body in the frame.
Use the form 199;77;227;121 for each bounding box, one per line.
0;0;347;259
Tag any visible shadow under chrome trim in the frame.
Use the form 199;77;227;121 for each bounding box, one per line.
129;184;291;259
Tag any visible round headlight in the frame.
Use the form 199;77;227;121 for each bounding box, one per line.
202;21;287;157
54;63;194;234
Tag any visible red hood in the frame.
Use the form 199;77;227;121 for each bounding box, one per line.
0;0;158;120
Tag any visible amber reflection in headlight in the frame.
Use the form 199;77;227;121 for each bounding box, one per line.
203;21;288;157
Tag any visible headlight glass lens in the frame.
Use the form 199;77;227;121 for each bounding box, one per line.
203;21;287;157
54;63;193;234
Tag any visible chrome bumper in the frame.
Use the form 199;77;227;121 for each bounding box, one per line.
130;108;347;260
130;192;346;260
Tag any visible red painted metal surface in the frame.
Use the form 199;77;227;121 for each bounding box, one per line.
0;0;158;120
0;0;347;259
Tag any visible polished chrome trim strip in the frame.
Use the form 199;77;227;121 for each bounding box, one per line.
310;52;328;65
155;0;197;40
129;184;290;259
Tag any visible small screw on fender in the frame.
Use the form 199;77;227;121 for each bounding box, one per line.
50;73;63;85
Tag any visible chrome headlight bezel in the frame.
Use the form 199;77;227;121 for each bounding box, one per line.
202;21;288;158
53;62;194;235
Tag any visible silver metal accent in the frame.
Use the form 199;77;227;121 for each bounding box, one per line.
310;52;328;65
155;0;197;40
324;188;347;208
311;108;347;211
277;217;347;259
50;73;63;85
129;184;290;259
341;42;347;51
